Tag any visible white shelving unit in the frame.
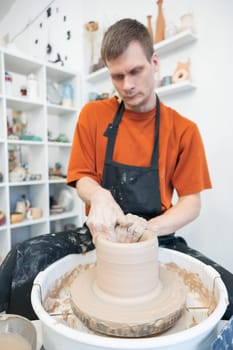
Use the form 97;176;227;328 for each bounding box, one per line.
0;47;84;262
85;30;197;98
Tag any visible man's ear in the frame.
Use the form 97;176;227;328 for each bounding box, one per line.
151;52;159;73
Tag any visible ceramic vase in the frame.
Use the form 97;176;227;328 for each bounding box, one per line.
147;15;154;42
155;0;165;43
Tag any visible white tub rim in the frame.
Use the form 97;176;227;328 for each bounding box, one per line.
31;248;228;349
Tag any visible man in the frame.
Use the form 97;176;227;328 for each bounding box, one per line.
67;18;232;318
67;18;210;241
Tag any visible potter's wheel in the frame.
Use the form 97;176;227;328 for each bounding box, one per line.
31;249;228;350
70;265;186;337
70;232;186;337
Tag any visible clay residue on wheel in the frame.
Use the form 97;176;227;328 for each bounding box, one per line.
165;262;217;315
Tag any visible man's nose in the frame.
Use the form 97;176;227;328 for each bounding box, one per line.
122;75;134;91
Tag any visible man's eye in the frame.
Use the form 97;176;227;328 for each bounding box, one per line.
131;69;141;76
113;75;124;81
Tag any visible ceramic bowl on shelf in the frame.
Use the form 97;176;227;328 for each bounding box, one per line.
50;205;65;215
0;314;37;350
10;212;24;224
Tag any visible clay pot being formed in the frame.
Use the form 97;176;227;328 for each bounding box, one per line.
70;231;186;337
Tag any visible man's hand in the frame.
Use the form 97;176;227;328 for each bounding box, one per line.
115;214;149;243
86;188;126;243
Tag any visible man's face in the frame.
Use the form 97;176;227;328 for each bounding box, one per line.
107;41;159;112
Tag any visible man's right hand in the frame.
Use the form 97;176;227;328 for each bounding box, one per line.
86;187;126;243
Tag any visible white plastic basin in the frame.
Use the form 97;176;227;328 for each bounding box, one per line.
31;248;228;350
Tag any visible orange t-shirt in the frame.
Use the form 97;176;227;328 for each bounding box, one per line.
67;97;212;212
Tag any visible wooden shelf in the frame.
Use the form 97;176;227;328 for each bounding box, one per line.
9;180;46;187
47;103;77;115
46;64;77;83
86;67;109;83
6;96;44;110
48;141;71;147
7;139;45;145
49;211;78;221
10;217;47;229
49;179;66;184
3;49;43;75
154;30;197;56
157;81;196;97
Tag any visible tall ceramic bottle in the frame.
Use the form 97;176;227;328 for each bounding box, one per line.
155;0;165;43
147;15;154;42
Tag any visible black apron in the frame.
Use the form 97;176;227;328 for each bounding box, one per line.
102;95;162;220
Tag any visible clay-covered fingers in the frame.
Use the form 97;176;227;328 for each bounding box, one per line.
86;220;108;244
116;214;148;243
114;225;128;242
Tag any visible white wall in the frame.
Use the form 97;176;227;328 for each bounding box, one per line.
1;0;233;272
0;0;85;70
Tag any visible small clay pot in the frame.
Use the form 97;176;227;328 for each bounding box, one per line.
30;207;43;220
10;212;24;224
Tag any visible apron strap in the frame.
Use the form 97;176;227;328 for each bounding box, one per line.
103;101;124;163
151;94;160;168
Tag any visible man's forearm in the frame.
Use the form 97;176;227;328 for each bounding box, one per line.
76;177;106;205
148;193;201;236
77;178;201;237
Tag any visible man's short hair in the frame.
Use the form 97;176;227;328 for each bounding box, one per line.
101;18;154;64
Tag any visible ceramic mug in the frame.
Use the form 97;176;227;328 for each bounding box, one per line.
30;207;42;219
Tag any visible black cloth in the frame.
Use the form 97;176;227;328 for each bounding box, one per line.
158;235;233;320
102;96;162;219
0;227;94;320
